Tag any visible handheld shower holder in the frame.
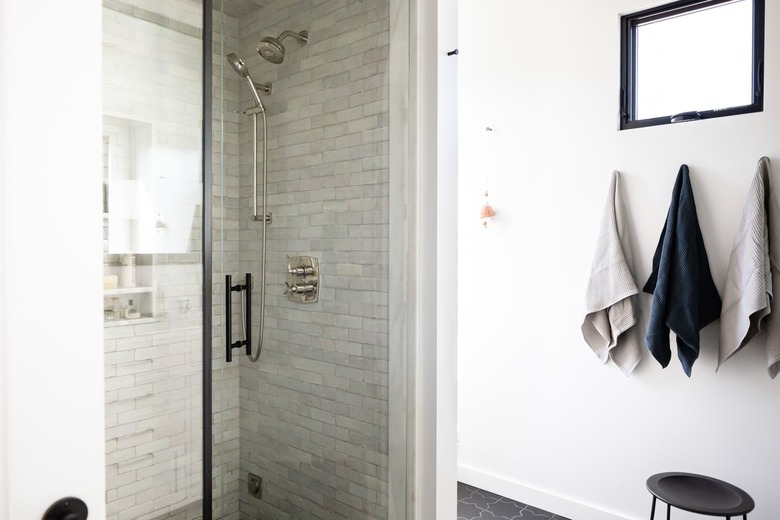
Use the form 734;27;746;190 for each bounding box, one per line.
252;211;272;223
254;82;272;95
279;30;308;46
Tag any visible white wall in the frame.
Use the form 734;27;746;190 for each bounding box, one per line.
457;1;780;519
0;0;105;518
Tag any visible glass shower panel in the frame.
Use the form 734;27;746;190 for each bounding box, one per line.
211;2;241;518
102;0;205;518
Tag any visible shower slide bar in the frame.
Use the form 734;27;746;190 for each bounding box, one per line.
225;273;252;362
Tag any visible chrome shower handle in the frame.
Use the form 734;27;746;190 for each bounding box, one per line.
284;281;317;295
288;265;314;277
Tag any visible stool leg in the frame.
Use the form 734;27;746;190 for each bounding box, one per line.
666;502;670;520
650;496;656;519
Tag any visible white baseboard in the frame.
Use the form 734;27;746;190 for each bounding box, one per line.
457;465;629;520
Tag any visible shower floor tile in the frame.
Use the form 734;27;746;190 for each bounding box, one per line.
457;482;571;520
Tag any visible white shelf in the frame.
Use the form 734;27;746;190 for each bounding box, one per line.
103;316;156;328
103;257;156;320
104;286;154;296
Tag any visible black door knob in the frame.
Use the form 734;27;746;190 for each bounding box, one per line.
43;497;88;520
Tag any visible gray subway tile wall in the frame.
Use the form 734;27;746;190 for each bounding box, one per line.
233;0;390;518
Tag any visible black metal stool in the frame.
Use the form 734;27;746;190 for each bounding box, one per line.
647;472;754;520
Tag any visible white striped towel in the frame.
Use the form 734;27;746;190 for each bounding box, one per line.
581;171;642;377
718;157;780;378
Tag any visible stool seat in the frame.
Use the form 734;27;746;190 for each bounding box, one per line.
646;472;754;518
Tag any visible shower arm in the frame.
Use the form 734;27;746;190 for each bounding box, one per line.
277;30;308;46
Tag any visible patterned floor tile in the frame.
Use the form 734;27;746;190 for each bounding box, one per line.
457;482;570;520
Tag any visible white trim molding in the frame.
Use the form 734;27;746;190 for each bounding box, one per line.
458;465;630;520
388;0;416;516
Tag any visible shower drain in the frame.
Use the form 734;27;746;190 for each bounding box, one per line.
248;473;263;499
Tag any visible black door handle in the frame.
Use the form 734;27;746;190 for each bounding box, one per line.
43;497;88;520
226;273;252;362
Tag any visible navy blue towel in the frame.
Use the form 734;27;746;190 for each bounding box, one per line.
643;165;722;376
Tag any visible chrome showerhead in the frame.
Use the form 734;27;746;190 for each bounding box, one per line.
226;53;265;110
257;37;285;64
257;30;308;64
226;52;250;77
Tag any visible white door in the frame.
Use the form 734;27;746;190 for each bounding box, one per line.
1;1;106;518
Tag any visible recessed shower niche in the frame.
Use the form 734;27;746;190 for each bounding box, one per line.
102;117;151;323
102;113;203;324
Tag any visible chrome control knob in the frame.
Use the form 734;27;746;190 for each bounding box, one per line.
288;265;314;277
285;282;316;295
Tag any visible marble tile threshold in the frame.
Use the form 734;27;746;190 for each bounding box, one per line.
143;483;570;520
458;482;571;520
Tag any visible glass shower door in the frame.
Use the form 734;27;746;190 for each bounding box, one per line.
211;1;242;518
102;0;207;518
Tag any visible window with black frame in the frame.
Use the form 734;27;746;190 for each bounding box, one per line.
619;0;764;130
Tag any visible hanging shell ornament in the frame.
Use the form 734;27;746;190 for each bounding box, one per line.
480;190;496;228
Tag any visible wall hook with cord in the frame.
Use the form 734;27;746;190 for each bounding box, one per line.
481;127;497;228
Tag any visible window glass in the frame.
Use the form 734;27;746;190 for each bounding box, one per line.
620;0;763;129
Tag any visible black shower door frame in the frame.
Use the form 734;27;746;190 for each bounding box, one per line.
201;0;214;517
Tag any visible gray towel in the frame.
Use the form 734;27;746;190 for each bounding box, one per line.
582;171;642;376
718;157;780;378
